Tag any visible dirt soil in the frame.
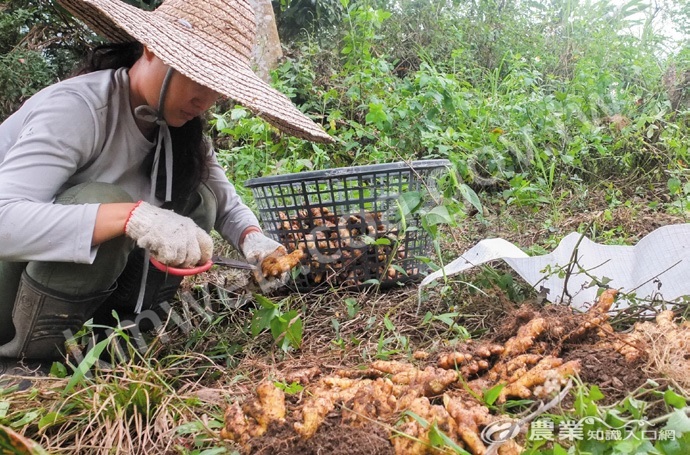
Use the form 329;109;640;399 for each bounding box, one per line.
249;417;394;455
562;344;648;402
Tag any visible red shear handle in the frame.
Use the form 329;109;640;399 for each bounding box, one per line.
150;257;213;276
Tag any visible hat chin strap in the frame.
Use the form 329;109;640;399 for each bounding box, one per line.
134;66;175;204
133;66;175;313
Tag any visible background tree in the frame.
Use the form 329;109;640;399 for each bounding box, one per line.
0;0;96;120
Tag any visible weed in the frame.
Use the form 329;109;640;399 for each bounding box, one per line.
250;294;303;352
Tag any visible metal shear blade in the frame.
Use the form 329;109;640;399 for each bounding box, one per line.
211;255;257;270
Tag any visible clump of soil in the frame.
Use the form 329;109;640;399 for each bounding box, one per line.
561;344;648;402
249;418;393;455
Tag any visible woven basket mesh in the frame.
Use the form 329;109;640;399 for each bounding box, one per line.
245;159;451;291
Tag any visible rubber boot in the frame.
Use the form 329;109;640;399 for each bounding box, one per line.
0;357;46;391
0;271;115;360
93;248;183;331
97;248;183;317
0;357;51;390
89;248;184;363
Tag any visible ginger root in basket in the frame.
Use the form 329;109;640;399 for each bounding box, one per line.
261;248;305;278
276;208;410;287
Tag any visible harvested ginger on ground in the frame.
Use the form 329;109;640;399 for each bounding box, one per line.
220;381;286;443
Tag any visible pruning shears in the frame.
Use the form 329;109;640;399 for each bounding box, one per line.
150;254;257;276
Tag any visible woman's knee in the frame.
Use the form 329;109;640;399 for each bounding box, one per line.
55;182;134;205
27;183;135;294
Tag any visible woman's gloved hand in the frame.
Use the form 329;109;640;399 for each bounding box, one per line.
241;231;289;292
124;201;213;268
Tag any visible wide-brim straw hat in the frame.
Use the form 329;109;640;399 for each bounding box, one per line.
56;0;333;143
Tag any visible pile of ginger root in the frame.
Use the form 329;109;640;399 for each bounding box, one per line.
275;207;413;286
220;289;689;454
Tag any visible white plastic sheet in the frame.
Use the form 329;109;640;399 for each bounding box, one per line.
420;224;690;310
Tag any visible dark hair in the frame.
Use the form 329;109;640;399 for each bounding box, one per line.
76;42;209;211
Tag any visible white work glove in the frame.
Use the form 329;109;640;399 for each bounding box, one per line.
125;201;213;268
241;231;289;293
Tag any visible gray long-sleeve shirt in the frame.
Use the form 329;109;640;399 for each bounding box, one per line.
0;68;259;264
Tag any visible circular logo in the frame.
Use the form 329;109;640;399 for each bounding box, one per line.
480;420;521;444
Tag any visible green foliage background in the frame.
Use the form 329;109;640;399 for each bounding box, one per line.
251;0;690;210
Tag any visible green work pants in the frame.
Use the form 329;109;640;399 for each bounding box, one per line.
0;182;217;345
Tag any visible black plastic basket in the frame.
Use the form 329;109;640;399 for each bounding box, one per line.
245;159;451;291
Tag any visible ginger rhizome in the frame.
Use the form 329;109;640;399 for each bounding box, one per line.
220;290;686;454
260;248;305;278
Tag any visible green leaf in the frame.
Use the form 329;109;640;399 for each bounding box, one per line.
64;336;110;395
552;443;568;455
575;388;599;417
483;384;506;406
458;183;483;214
175;420;206;435
668;178;682;195
344;297;359;319
9;411;39;428
251;307;279;337
428;423;472;454
433;312;459;327
49;362;67;378
274;381;304;395
255;294;278;310
398;192;423;217
365;103;389;126
664;390;687;409
0;402;8;419
613;437;656;454
197;448;230;455
270;310;302;350
619;0;652;19
362;235;377;246
391;264;407;275
589;385;605;401
284;313;303;350
664;409;690;436
424;206;454;227
383;315;395;331
212;113;228;131
622;397;646;420
269;315;287;342
37;412;66;431
401;410;429;427
656;431;690;455
230;107;248;120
